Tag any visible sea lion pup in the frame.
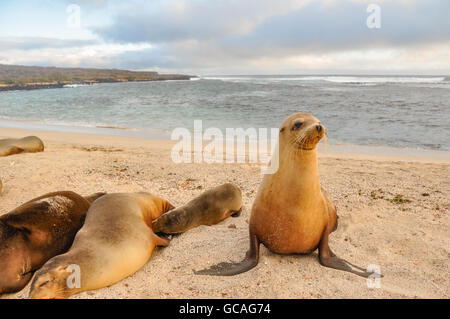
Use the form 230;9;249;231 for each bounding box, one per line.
0;136;44;157
153;183;243;234
196;112;373;278
0;191;106;295
29;192;174;299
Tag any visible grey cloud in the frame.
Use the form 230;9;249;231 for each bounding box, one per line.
95;0;450;49
89;0;450;71
4;0;449;73
94;0;309;43
238;0;450;51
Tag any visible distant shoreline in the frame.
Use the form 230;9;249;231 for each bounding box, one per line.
0;63;196;92
0;76;195;92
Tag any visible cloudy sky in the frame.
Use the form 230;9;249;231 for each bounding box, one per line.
0;0;449;75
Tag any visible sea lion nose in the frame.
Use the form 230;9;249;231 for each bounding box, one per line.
316;125;322;132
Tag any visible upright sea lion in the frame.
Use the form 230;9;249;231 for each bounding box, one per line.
0;191;106;295
153;183;243;234
0;136;44;157
29;192;174;299
196;112;373;277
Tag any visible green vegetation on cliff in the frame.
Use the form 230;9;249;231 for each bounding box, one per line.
0;64;194;89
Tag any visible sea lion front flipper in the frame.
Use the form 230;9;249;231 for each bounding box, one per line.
6;146;25;156
3;201;54;246
195;231;260;276
4;192;90;246
153;233;170;247
318;231;375;278
5;222;50;247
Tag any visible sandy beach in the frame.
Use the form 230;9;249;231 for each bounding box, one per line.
0;127;449;299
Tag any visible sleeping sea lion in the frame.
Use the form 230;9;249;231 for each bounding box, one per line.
0;191;105;295
0;136;44;157
29;192;174;299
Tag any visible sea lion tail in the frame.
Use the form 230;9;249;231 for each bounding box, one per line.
194;232;260;276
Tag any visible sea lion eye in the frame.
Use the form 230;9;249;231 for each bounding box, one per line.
292;122;303;130
39;280;50;287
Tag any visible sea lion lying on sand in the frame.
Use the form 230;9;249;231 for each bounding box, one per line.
0;191;105;295
153;183;243;234
0;136;44;157
29;192;174;299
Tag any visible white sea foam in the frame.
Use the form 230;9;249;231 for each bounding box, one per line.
317;76;446;83
203;75;446;84
63;84;92;88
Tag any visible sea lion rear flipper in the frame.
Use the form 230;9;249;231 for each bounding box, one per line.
318;230;378;278
195;231;260;276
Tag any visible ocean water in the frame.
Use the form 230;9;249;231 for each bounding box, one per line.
0;75;449;151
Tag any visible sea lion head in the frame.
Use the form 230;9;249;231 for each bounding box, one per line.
279;112;326;151
28;260;74;299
